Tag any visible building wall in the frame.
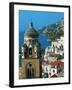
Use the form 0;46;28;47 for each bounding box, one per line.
19;59;41;79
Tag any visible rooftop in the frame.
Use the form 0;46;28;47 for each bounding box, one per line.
48;60;64;66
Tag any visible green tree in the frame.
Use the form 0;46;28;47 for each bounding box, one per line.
45;24;58;41
57;18;64;37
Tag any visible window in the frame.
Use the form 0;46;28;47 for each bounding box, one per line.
29;48;32;55
26;63;35;78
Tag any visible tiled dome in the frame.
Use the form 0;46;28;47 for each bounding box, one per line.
25;22;39;38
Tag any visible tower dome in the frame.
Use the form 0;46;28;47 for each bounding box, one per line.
25;21;39;38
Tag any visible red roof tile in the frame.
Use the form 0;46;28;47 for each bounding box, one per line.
49;60;64;66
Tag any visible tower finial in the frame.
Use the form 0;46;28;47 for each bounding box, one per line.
29;19;33;29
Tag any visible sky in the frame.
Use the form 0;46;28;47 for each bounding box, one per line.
19;10;64;32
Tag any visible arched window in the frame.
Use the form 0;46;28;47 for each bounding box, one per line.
26;63;35;78
29;48;32;55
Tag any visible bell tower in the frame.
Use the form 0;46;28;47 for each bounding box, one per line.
19;21;41;79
